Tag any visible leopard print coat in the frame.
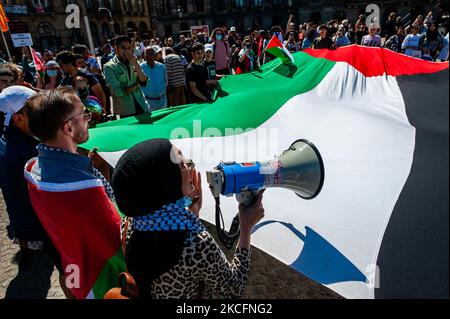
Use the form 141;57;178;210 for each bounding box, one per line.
122;218;251;299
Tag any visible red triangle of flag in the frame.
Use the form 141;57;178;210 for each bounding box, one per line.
265;35;283;51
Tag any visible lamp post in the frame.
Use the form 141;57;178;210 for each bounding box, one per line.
99;7;115;38
78;0;95;54
177;6;183;34
288;0;294;15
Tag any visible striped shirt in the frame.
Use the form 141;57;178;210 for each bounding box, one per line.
164;54;186;87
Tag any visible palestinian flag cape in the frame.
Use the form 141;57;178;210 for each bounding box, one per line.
82;45;449;299
24;159;126;299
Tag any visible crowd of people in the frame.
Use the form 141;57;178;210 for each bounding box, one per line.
1;11;448;121
0;9;449;299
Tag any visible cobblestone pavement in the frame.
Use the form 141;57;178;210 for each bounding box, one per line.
1;191;341;299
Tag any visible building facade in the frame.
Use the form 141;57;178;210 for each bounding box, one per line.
0;0;153;54
150;0;446;38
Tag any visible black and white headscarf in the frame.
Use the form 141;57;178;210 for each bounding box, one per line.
132;196;205;233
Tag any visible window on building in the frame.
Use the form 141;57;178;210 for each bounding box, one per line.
253;0;262;7
194;0;205;12
272;0;281;6
123;0;130;13
272;15;281;26
217;0;226;11
163;0;171;15
177;0;187;13
164;24;173;38
138;0;144;13
31;0;50;13
101;22;110;38
234;0;244;8
180;22;189;32
131;0;138;13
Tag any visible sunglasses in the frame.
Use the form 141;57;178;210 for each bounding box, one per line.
64;107;92;124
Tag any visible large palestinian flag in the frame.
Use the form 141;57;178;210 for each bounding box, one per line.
24;159;126;299
83;45;449;299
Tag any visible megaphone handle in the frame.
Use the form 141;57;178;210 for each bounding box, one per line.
236;190;258;207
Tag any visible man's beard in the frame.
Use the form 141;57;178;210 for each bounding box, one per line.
74;128;89;145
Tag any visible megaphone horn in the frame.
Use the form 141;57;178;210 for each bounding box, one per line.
262;139;325;200
206;139;325;249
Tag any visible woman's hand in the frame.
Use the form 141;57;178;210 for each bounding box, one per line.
238;190;265;232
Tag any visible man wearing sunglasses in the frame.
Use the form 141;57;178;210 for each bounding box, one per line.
24;87;124;298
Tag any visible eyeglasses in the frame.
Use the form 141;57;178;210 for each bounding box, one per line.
180;158;195;170
64;107;92;123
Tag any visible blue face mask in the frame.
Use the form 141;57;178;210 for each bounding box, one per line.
46;69;58;77
216;34;223;41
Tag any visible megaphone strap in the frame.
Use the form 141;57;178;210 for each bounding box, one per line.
215;197;241;249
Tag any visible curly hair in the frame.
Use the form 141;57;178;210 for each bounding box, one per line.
0;63;24;83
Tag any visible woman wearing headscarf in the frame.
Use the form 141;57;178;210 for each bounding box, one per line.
111;139;265;299
420;22;444;61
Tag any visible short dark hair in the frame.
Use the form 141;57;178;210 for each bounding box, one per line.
73;54;85;62
55;51;75;66
115;35;132;47
27;87;78;142
318;24;329;31
191;42;204;53
72;44;88;55
164;47;175;55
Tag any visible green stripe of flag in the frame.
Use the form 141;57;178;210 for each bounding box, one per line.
82;52;335;152
92;248;126;299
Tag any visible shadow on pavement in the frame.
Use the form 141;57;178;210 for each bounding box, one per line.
5;250;54;299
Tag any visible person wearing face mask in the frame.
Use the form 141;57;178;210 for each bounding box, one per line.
236;37;259;74
72;75;104;125
211;28;231;75
43;61;62;90
110;138;265;298
73;54;112;115
56;51;107;111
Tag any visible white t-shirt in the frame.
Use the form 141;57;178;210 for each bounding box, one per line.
402;34;422;58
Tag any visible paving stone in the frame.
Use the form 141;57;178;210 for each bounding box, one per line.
1;191;342;299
